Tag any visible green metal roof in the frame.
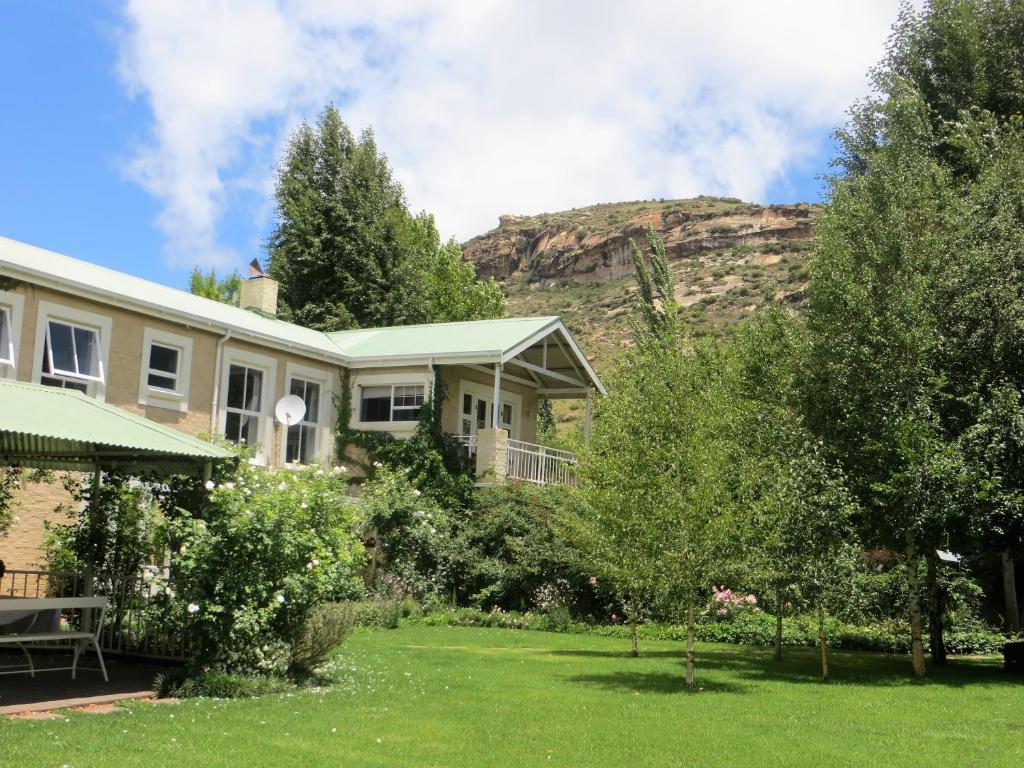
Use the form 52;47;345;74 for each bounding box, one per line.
0;236;343;361
0;379;233;474
0;236;603;391
327;316;560;359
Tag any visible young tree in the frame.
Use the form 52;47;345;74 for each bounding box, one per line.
188;267;241;305
573;230;734;685
745;432;859;680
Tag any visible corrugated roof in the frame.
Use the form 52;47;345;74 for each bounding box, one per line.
0;236;342;360
0;236;602;390
0;379;232;473
327;316;559;359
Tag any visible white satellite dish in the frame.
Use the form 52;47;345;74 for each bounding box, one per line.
274;395;307;426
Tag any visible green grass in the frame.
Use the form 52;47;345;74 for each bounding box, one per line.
3;626;1023;767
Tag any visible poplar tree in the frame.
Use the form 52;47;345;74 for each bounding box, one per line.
571;230;734;685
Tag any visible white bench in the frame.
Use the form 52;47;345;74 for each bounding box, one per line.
0;597;108;681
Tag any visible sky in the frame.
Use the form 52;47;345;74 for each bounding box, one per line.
0;1;903;291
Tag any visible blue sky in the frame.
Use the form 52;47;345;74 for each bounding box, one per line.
0;2;896;292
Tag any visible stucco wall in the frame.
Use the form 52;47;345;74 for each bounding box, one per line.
439;364;538;443
0;282;343;570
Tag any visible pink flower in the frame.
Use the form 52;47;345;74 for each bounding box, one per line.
588;576;598;586
611;614;618;621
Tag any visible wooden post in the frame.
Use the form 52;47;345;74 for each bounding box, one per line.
492;364;502;428
82;464;101;634
583;387;594;444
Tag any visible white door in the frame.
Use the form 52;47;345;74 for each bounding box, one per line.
458;380;521;441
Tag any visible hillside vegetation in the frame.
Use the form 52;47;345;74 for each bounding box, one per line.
463;197;819;371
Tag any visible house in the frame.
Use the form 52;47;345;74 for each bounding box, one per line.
0;236;603;570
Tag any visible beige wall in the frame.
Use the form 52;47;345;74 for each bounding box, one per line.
439;364;538;443
0;283;343;570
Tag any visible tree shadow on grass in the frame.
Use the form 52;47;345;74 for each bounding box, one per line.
567;669;748;695
556;646;1021;692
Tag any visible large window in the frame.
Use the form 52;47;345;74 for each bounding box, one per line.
41;319;102;393
286;377;321;464
224;364;263;446
0;290;23;379
0;306;12;366
359;384;424;423
33;302;111;397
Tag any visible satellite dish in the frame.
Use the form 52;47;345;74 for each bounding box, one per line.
274;395;307;426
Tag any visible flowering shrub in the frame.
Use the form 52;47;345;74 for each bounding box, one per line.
160;462;364;674
707;585;759;620
359;464;453;600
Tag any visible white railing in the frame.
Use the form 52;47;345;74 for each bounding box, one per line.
454;433;478;457
506;439;577;486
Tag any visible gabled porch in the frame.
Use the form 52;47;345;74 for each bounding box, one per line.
443;318;603;486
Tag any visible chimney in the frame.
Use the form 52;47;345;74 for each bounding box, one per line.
239;276;279;316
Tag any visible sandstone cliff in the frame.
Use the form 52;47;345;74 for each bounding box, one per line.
463;197;820;381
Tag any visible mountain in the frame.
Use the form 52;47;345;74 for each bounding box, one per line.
464;197;820;375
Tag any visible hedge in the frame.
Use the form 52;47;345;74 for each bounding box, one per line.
414;607;1008;656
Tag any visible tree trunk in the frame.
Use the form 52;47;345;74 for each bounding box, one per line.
774;585;784;662
630;610;638;658
906;539;926;677
817;604;828;681
926;550;947;665
685;600;695;687
1003;550;1020;633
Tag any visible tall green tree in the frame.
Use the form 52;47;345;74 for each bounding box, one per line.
188;267;241;306
728;308;859;675
834;0;1024;638
572;231;735;685
806;87;956;676
267;105;502;330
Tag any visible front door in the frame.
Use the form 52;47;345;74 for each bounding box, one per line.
459;380;520;442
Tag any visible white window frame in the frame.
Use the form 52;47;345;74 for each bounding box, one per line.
32;301;112;400
458;379;522;440
138;327;194;412
0;289;25;380
282;362;335;466
218;347;277;464
349;372;432;435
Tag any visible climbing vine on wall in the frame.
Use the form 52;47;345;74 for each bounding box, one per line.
335;369;475;510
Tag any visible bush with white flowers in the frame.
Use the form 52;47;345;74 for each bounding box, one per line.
163;462;364;674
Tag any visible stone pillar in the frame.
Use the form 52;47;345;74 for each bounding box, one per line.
475;427;509;482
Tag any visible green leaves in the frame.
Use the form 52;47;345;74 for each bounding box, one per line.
267;105;502;330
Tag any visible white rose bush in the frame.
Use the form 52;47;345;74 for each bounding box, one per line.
162;460;364;675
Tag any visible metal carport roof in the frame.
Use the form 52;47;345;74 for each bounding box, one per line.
0;379;233;474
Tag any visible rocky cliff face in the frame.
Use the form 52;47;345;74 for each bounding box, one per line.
463;197;820;388
464;197;817;286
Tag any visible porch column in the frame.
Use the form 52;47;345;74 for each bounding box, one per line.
583;387;594;444
82;464;101;634
492;363;503;428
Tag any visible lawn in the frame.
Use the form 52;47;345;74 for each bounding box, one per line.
2;625;1023;767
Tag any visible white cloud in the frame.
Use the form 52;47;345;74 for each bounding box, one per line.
117;0;900;269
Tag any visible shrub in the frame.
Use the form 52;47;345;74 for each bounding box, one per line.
352;597;421;629
155;669;292;699
289;602;357;675
414;607;1008;656
359;465;453;600
444;483;590;611
160;463;365;674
